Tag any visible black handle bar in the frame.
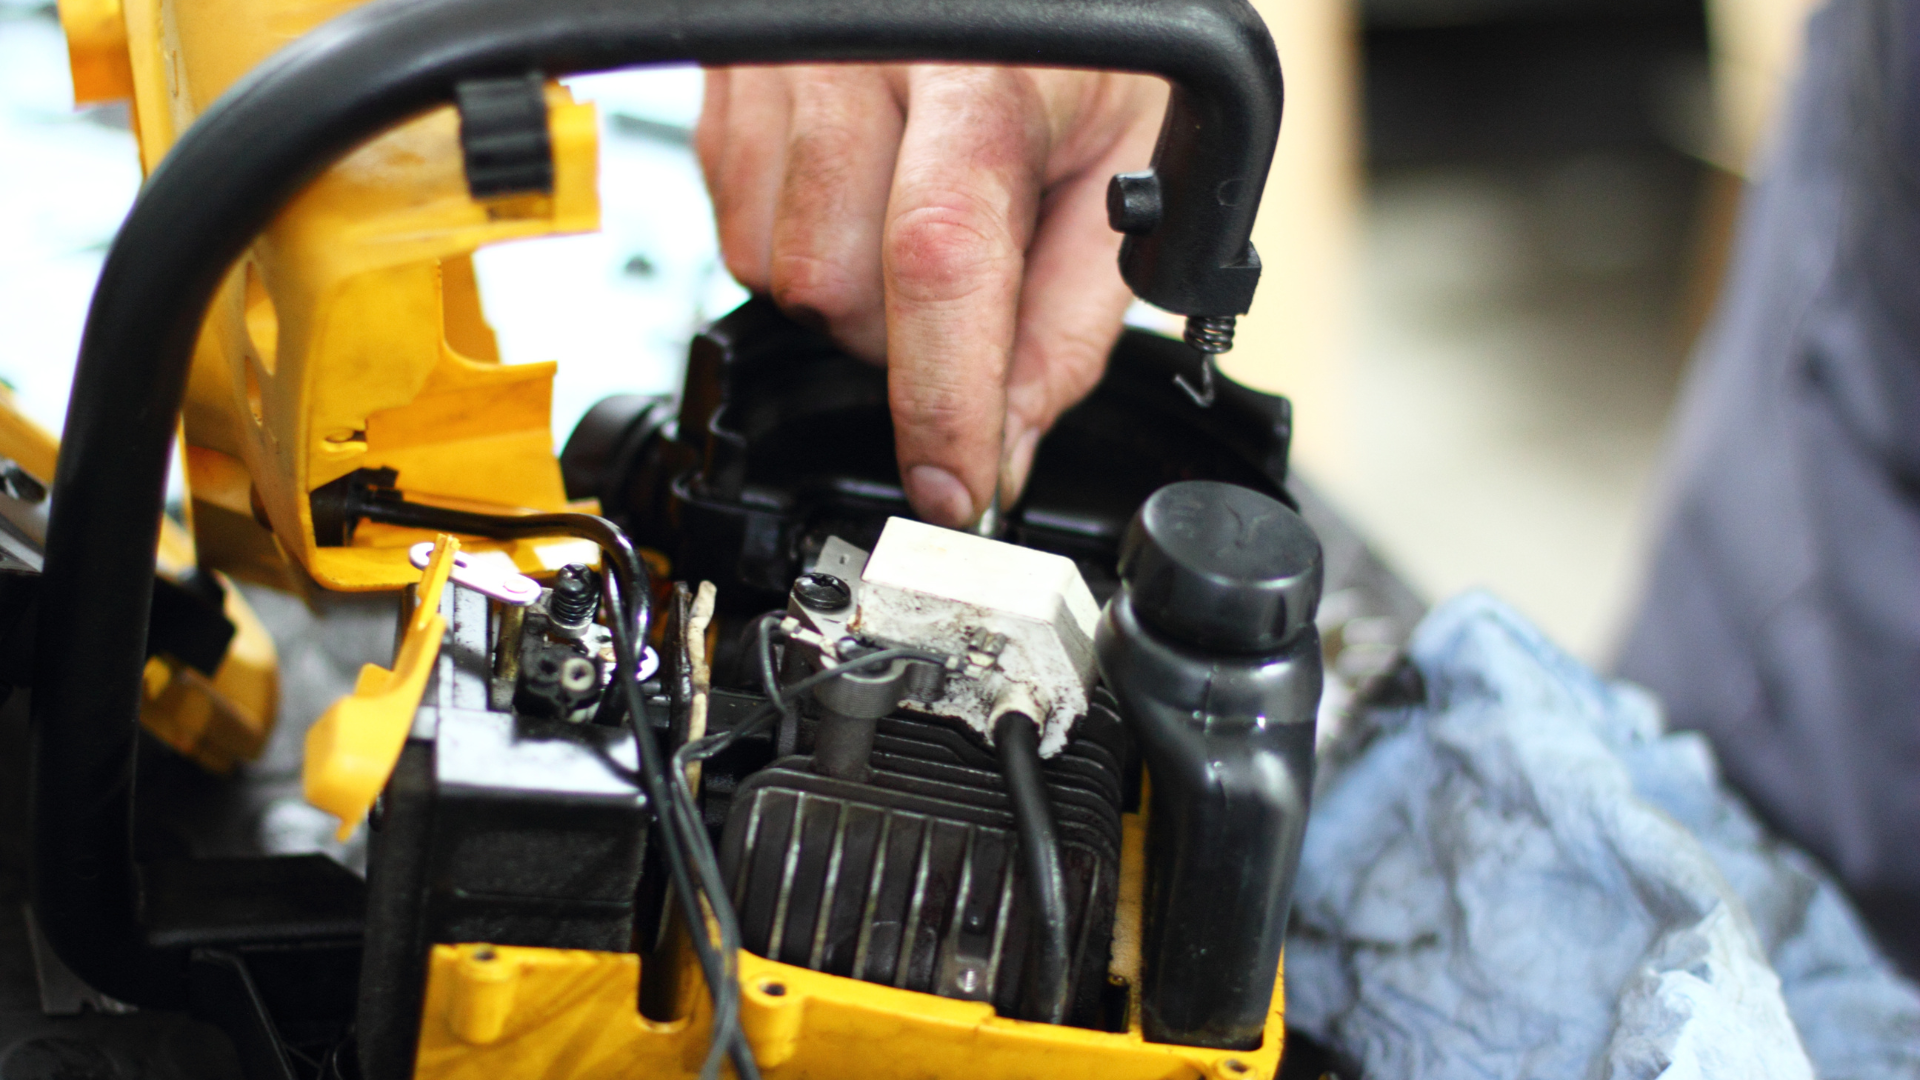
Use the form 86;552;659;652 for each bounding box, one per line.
34;0;1282;1006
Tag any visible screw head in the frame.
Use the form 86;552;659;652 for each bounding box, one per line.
549;564;596;618
792;572;852;612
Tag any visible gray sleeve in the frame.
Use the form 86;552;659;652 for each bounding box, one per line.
1614;0;1920;975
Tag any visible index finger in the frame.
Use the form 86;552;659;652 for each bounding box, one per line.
882;66;1050;529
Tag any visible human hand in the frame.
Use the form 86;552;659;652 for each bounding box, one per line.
695;64;1167;528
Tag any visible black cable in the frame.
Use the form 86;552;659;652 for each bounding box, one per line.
754;613;786;709
659;628;952;1072
672;634;949;780
754;614;800;755
570;603;951;1080
657;620;945;1077
367;499;758;1080
605;575;756;1080
994;710;1072;1026
355;498;650;639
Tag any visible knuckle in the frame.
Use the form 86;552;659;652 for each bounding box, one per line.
885;201;1017;305
769;252;867;323
719;235;769;292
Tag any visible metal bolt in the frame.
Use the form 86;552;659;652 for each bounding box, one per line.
955;966;982;994
792;572;851;612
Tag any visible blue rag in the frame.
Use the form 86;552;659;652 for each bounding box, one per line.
1287;592;1920;1079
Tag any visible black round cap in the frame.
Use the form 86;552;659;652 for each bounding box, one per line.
1118;480;1322;654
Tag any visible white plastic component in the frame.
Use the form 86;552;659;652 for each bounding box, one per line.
852;517;1100;756
407;541;541;605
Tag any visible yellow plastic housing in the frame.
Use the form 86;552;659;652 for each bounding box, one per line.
138;553;281;773
304;535;457;841
55;0;133;104
81;0;601;594
413;816;1287;1080
0;388;278;772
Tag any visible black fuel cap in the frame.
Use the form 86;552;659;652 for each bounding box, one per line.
1118;480;1323;654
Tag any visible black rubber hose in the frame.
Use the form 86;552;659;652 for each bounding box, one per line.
603;575;758;1080
30;0;1280;1012
994;711;1072;1026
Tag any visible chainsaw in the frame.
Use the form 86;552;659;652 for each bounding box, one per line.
24;0;1322;1076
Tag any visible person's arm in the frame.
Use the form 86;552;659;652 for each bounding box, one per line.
696;64;1167;528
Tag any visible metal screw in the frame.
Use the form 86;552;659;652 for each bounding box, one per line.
549;563;599;628
792;572;851;612
955;966;982;994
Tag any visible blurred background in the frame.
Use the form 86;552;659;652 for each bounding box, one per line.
0;0;1821;663
1239;0;1818;662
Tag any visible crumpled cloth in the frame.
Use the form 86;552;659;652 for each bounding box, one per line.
1287;592;1920;1079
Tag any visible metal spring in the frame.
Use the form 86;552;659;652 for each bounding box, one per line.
549;563;600;627
1175;315;1233;407
1183;314;1237;354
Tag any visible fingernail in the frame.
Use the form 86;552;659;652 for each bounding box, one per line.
1002;426;1042;500
904;465;976;528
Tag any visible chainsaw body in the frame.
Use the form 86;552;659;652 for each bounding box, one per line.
30;0;1320;1076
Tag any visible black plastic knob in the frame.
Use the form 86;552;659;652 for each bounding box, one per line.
1106;171;1162;235
1118;480;1322;655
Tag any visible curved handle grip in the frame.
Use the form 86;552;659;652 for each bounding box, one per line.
251;0;1282;313
35;0;1283;1008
